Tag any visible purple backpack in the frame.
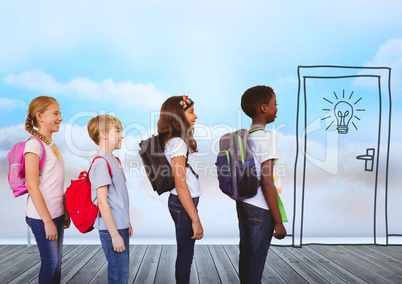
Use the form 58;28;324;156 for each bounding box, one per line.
7;136;46;197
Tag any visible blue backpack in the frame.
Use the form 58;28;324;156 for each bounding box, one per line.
216;127;288;222
216;128;264;201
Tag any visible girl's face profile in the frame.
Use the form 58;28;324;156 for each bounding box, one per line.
184;105;197;128
38;103;62;133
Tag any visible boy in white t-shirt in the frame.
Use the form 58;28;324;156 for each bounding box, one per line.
237;85;287;284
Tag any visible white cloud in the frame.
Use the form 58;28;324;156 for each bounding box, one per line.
0;124;27;151
365;38;402;97
0;98;26;112
5;70;63;94
4;70;167;111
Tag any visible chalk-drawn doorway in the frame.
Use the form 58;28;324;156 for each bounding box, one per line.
293;66;391;247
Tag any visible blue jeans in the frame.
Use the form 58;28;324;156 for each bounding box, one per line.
99;228;130;284
236;201;274;284
168;193;199;284
26;214;65;284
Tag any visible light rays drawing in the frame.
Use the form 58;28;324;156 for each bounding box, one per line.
321;89;366;134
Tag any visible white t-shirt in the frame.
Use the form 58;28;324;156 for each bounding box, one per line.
164;137;202;198
24;138;65;219
242;128;279;210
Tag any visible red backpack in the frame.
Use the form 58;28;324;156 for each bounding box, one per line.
65;156;113;234
7;136;46;197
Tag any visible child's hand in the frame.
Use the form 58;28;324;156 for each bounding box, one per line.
112;234;126;253
45;221;58;240
273;223;286;240
191;220;204;240
129;225;133;238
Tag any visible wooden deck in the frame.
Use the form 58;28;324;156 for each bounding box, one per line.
1;244;402;283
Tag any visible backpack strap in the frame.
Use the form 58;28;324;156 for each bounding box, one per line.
238;127;266;164
115;156;121;165
88;156;113;176
248;126;265;134
185;147;199;179
158;135;199;179
87;155;121;177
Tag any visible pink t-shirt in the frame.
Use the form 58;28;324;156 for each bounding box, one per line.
24;138;65;219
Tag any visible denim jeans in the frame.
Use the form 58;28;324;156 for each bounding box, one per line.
99;228;130;284
26;214;65;284
236;201;274;284
168;193;199;284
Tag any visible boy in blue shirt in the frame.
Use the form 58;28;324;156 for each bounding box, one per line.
238;85;287;283
87;114;132;284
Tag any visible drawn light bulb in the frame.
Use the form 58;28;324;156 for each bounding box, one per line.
334;101;353;134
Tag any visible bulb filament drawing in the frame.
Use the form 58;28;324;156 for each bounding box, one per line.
334;101;353;134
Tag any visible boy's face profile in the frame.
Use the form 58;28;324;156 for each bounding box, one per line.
106;124;124;150
264;93;278;123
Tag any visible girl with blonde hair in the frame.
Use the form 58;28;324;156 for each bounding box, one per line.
24;96;70;284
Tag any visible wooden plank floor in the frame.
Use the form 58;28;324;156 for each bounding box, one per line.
1;244;402;283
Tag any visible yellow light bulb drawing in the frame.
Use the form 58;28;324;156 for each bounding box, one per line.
334;101;353;134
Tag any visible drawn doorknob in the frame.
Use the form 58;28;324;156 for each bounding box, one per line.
356;148;375;172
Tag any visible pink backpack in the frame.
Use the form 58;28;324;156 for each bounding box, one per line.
7;136;46;197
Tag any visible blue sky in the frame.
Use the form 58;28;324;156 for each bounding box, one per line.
1;0;402;243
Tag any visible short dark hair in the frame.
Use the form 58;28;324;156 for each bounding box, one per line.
241;85;275;118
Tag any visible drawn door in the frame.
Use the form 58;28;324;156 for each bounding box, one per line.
293;66;391;247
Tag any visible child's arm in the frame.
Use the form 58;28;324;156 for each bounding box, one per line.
25;152;58;240
171;156;204;240
63;195;71;228
260;158;287;239
97;185;126;252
